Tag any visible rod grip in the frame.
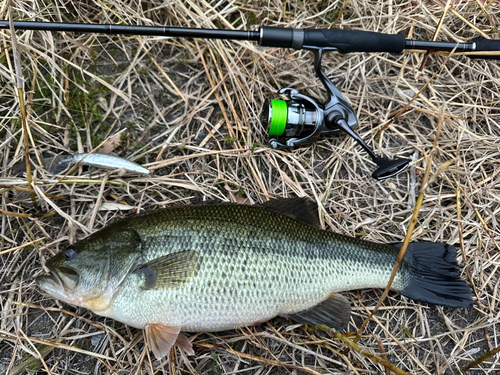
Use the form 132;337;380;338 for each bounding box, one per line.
470;38;500;60
304;29;406;53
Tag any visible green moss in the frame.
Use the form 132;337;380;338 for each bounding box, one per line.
30;63;114;150
245;12;258;27
209;352;222;375
354;231;368;237
324;7;342;24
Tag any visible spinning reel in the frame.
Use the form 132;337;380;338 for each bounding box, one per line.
261;49;410;180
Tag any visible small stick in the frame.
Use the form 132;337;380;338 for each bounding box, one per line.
0;237;45;256
8;10;38;209
315;325;411;375
416;0;452;80
461;344;500;371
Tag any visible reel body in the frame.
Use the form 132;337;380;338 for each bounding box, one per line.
262;48;410;180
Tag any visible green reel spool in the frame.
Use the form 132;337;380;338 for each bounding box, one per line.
267;100;288;136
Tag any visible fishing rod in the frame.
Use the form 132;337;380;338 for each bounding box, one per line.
2;21;500;179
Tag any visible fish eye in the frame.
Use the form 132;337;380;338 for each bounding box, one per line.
64;247;76;260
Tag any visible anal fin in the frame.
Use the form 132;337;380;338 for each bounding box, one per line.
286;293;351;330
145;324;194;359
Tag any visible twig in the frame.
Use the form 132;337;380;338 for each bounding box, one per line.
461;345;500;371
196;342;324;375
316;325;410;375
0;237;45;256
416;0;452;80
8;7;38;208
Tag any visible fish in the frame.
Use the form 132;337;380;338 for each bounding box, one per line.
49;153;150;175
36;198;472;359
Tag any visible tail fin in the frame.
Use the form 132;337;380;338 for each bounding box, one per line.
394;242;473;308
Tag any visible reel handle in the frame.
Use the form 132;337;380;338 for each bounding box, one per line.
329;117;410;180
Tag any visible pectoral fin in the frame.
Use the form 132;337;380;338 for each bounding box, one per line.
145;324;194;358
134;250;200;290
286;293;351;330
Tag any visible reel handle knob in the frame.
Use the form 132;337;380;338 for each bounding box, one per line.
371;157;410;180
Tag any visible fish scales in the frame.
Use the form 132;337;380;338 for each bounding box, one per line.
95;203;407;331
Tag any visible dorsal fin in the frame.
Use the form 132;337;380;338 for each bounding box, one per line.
257;197;321;228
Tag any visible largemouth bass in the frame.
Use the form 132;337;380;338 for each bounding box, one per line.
36;198;472;358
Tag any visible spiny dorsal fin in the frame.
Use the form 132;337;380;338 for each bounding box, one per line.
257;197;321;228
134;250;200;290
286;293;351;330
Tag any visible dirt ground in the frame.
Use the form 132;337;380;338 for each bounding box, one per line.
1;0;500;374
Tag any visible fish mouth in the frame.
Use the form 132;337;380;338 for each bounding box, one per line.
36;272;62;295
36;266;78;293
49;269;63;287
36;267;62;286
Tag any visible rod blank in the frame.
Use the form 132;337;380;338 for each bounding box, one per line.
0;21;260;41
1;20;499;58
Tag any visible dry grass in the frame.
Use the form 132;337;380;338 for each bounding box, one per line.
1;0;500;374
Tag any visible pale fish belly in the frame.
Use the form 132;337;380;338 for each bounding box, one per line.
100;240;404;332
